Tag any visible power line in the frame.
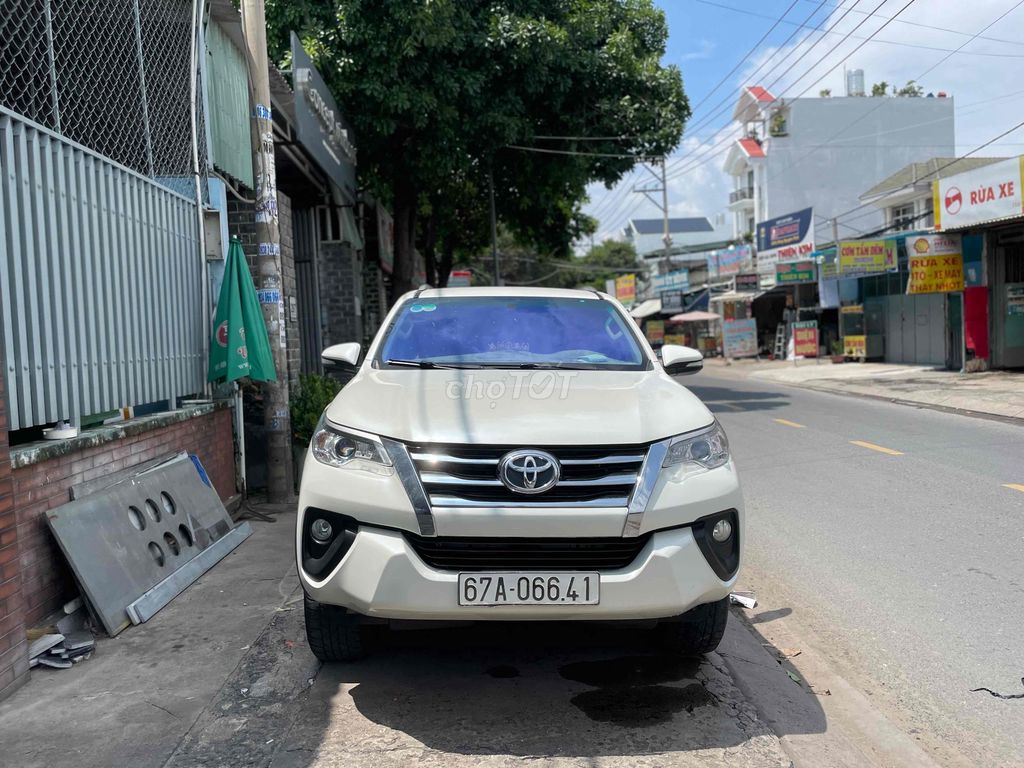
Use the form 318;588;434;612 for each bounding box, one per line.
689;0;802;113
505;144;654;159
662;0;859;180
663;0;876;183
793;0;1024;48
669;0;834;151
697;0;1024;57
770;0;1024;222
823;117;1024;234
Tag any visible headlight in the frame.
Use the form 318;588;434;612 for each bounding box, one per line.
310;416;394;475
662;421;730;471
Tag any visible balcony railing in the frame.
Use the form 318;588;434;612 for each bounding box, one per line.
729;187;754;204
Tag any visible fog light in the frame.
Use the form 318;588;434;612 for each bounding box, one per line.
310;518;333;543
712;518;733;542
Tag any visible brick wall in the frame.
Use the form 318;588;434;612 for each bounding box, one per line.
12;408;234;627
0;362;29;701
319;241;364;346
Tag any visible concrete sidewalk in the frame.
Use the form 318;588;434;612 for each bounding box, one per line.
704;357;1024;421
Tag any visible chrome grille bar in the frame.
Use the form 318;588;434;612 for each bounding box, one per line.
430;495;632;508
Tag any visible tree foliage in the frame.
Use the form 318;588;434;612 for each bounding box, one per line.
265;1;687;296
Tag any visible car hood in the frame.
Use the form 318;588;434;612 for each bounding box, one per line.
324;367;714;445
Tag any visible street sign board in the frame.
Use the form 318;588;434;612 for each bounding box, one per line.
653;269;690;292
448;270;472;287
792;320;818;357
756;207;814;274
660;290;684;313
843;335;866;357
723;319;758;358
645;320;665;344
291;33;357;199
615;274;636;306
905;234;964;294
838;239;896;276
776;260;817;284
934;157;1024;230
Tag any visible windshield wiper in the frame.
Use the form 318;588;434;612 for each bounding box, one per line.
383;359;478;369
484;362;589;370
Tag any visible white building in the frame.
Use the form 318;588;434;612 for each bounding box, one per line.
723;84;955;243
858;157;1007;233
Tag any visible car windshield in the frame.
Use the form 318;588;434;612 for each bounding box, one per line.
377;296;647;370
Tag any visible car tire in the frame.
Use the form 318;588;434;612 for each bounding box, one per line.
656;597;729;655
304;595;370;662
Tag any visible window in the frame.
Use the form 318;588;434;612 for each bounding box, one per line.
891;203;916;231
377;296;647;370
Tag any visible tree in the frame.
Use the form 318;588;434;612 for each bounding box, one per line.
871;80;889;97
897;80;924;97
819;88;831;98
266;1;688;297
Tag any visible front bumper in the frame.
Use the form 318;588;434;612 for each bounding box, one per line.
299;523;737;621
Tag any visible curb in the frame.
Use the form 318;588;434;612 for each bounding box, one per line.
701;364;1024;427
779;380;1024;427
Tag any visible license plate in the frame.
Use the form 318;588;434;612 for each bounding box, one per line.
458;572;600;606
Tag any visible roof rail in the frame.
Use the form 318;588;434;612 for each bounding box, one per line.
412;284;431;299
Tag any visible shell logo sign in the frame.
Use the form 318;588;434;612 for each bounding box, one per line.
934;157;1024;229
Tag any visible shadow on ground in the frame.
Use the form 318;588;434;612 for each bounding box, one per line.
683;384;790;414
270;619;825;765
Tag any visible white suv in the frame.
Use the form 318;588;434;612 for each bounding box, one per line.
297;287;742;660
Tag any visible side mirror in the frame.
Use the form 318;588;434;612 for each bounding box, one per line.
660;344;703;376
321;342;361;371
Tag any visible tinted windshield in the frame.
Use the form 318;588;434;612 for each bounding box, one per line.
377;296;647;370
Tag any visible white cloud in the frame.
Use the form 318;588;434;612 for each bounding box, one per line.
680;39;716;62
584;0;1024;244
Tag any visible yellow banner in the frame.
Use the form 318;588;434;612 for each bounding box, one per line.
663;333;686;346
615;273;636;306
838;239;895;275
843;335;866;357
906;234;964;294
645;320;665;344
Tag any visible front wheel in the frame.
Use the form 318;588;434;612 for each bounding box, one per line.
656;597;729;655
304;595;373;662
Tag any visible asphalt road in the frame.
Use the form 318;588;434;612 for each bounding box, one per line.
688;370;1024;767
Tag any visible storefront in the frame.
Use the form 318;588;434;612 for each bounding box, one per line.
934;156;1024;369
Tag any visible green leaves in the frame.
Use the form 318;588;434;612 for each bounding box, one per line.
265;0;689;288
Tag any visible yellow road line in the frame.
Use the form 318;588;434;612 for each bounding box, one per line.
1004;484;1024;493
850;440;903;456
773;418;806;429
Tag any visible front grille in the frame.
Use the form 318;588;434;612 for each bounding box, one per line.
406;442;648;507
406;533;651;571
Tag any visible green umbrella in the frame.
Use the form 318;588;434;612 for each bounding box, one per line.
208;238;277;383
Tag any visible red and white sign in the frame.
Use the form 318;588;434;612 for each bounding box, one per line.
448;270;471;287
934;157;1024;229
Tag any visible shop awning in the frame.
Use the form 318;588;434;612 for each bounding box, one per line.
710;290;766;303
669;310;720;323
630;299;662;318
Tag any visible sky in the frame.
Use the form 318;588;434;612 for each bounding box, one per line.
582;0;1024;247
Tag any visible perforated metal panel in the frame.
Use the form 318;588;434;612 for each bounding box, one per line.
46;457;240;636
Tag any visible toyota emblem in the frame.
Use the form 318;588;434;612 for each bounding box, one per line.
498;449;560;495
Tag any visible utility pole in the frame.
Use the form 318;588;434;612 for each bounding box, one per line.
241;0;291;502
489;167;501;286
660;157;672;271
632;156;674;284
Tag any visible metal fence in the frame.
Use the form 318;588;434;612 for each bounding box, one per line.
0;109;206;430
0;0;209;200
